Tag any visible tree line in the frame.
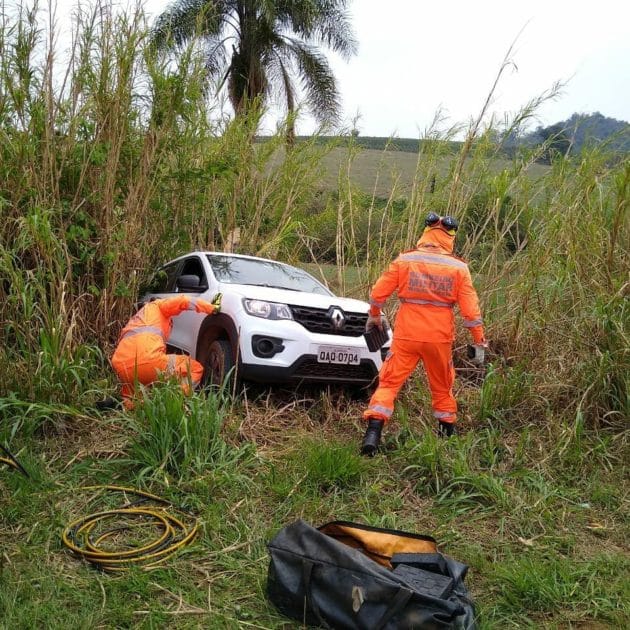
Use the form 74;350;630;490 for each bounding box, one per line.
257;113;630;158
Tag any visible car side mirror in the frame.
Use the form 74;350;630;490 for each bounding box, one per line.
176;274;205;292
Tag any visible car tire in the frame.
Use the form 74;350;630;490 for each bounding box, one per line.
205;339;236;389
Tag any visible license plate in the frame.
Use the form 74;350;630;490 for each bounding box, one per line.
317;345;360;365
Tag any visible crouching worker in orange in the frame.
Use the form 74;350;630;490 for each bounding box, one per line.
361;213;488;456
111;294;221;409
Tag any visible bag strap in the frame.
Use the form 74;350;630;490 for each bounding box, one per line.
372;587;413;630
302;560;332;629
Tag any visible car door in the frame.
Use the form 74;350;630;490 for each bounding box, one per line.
139;260;182;307
168;256;211;354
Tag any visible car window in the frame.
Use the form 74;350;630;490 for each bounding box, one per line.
178;257;208;288
142;261;181;294
206;254;332;296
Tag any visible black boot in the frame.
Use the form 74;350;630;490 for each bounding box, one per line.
361;419;384;456
438;421;456;438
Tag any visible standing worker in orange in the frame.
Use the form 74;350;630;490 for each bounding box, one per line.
361;213;488;455
112;294;222;408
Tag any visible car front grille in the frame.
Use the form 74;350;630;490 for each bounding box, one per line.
289;305;367;337
293;357;377;382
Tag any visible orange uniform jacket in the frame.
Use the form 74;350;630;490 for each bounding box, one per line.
113;295;211;365
369;230;485;344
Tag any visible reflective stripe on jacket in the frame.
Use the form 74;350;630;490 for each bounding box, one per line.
113;295;202;365
368;230;485;343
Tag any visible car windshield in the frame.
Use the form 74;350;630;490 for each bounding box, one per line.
206;255;332;296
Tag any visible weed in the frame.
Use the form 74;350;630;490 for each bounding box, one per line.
126;380;248;481
299;439;367;492
484;554;630;626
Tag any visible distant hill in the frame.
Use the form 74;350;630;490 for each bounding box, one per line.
339;114;630;157
514;112;630;158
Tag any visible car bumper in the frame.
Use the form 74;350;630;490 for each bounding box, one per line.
237;320;386;382
240;355;379;385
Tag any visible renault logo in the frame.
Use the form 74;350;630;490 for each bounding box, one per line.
329;307;346;330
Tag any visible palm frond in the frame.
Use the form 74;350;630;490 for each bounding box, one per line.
266;46;296;112
311;2;357;59
276;0;357;59
201;34;230;77
286;38;339;123
151;0;226;49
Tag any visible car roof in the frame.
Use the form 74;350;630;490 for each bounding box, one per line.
168;251;304;268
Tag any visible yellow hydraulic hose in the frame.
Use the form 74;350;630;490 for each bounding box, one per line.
61;485;198;571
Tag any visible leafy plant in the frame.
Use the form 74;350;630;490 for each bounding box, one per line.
127;380;247;480
301;439;366;491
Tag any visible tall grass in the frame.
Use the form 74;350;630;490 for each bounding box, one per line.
0;0;627;436
126;380;247;481
0;0;330;417
1;5;628;628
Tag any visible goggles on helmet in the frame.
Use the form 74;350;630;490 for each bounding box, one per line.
425;212;458;233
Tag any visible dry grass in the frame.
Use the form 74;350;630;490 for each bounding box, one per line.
233;386;367;451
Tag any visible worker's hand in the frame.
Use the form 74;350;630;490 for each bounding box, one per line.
365;313;383;332
195;298;219;315
211;292;222;312
467;341;488;366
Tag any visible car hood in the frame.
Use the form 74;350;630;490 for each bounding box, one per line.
218;282;369;313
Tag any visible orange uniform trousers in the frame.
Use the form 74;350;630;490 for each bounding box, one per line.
364;337;456;424
111;336;204;408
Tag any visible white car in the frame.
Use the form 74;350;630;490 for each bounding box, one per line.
141;252;391;389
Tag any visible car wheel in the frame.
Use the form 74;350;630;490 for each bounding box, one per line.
205;339;236;388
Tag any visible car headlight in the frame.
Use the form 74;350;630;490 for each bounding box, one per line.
243;299;293;320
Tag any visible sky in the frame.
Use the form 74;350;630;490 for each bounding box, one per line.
50;0;630;137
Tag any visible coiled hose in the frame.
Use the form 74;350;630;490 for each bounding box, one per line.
62;485;198;571
0;444;29;477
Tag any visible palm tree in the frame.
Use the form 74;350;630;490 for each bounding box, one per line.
152;0;357;135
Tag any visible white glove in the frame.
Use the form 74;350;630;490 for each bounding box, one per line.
468;342;489;366
365;313;383;331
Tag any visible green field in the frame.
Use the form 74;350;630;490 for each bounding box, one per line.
274;146;550;199
2;378;628;629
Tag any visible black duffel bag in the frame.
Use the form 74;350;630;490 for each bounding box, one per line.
267;520;476;629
